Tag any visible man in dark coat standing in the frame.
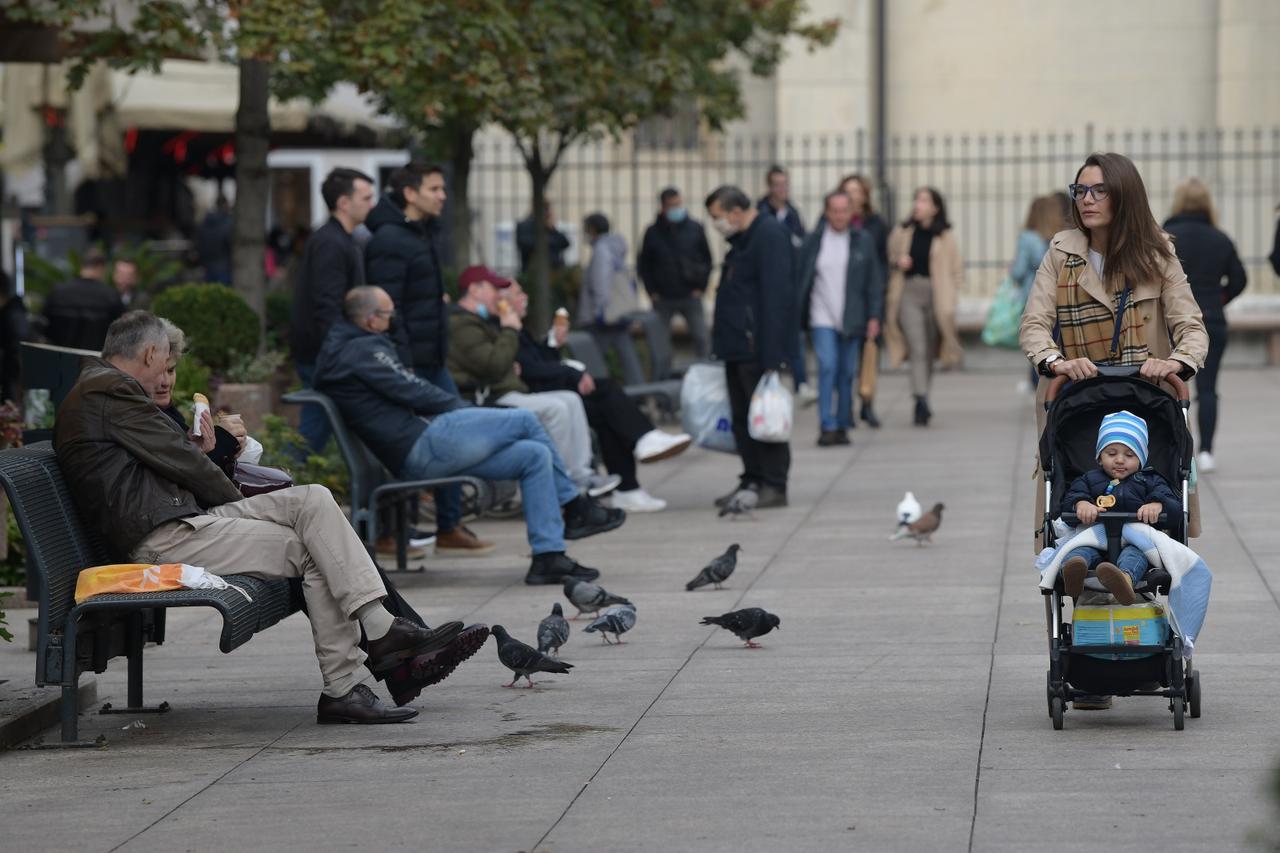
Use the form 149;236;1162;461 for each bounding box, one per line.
705;185;795;509
289;167;375;452
637;187;712;359
42;247;123;351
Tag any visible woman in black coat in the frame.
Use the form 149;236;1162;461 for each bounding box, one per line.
1163;178;1247;473
839;174;889;428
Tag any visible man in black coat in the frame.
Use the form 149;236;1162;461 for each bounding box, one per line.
42;247;123;351
289;167;374;452
516;201;571;272
705;185;795;508
637;187;712;359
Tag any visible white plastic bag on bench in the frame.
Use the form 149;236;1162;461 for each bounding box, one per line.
747;370;792;443
680;362;737;454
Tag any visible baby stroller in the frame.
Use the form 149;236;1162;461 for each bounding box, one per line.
1039;365;1200;730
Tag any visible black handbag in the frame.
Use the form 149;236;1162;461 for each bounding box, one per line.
232;462;294;497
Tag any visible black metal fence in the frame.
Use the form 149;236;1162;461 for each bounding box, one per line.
466;125;1280;299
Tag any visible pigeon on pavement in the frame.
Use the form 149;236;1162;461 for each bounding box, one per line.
491;625;573;688
537;603;571;656
583;604;637;645
563;578;632;619
890;502;944;545
686;544;742;591
700;607;781;648
718;488;758;520
897;491;923;525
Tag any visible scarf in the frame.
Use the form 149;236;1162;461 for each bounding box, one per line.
1055;255;1148;365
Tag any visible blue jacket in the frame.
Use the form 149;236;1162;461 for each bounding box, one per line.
796;223;885;337
314;320;468;473
1010;229;1049;297
364;195;449;371
711;213;795;370
1061;467;1181;518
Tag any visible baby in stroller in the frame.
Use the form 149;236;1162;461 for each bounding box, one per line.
1060;411;1181;605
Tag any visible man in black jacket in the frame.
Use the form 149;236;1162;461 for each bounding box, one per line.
637;187;712;359
42;247;123;351
315;286;624;586
289;167;374;453
55;311;460;724
706;185;795;508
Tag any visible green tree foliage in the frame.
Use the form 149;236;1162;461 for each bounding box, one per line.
151;284;261;373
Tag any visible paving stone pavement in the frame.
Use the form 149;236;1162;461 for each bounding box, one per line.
1;362;1277;853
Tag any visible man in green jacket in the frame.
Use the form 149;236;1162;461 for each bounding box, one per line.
447;266;618;497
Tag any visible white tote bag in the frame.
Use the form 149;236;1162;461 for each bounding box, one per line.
747;370;793;443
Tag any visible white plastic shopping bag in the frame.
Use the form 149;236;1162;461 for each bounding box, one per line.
680;363;737;454
747;370;792;443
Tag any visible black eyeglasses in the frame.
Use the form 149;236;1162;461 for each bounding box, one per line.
1068;183;1109;201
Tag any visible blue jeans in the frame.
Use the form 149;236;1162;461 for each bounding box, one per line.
1063;544;1149;585
811;327;863;432
401;408;579;555
415;365;465;532
295;363;332;455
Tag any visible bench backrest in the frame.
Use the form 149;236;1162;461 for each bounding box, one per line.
565;331;611;380
280;389;391;524
0;443;112;677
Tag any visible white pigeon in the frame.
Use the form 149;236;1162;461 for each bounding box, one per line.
897;491;923;525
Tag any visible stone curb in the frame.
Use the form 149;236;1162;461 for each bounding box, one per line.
0;679;98;749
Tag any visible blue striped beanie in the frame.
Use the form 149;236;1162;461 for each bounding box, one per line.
1096;410;1148;467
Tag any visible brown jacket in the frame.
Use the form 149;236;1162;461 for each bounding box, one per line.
53;358;242;557
883;224;964;368
1020;229;1208;544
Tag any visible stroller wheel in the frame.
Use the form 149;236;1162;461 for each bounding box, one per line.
1050;696;1065;730
1187;671;1201;719
1171;696;1185;730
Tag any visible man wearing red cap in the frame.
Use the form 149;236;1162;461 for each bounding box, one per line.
448;265;619;498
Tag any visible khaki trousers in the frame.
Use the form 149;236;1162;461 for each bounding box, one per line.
899;276;937;397
130;485;387;698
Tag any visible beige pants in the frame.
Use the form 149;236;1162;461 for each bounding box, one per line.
130;485;387;698
899;276;937;397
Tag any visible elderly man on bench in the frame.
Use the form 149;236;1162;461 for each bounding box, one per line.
53;310;458;725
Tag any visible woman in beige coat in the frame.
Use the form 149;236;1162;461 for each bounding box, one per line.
884;187;964;425
1020;152;1208;545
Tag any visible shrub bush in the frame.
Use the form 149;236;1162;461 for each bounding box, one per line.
151;284;261;373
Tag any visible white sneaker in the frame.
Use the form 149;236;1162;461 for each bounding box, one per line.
796;382;819;407
610;488;667;513
1196;451;1216;474
585;472;622;498
634;430;693;463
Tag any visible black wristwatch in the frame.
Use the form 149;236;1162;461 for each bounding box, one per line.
1038;354;1062;378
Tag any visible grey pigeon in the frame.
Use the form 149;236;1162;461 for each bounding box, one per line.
686;544;741;591
491;625;573;688
700;607;781;648
718;488;758;520
890;502;944;546
583;604;637;645
563;578;632;619
537;603;570;655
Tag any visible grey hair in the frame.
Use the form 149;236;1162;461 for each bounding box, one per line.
158;317;186;362
343;286;383;323
704;185;752;212
101;311;171;361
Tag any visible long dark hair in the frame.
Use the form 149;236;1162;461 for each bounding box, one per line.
1071;152;1174;285
902;186;950;233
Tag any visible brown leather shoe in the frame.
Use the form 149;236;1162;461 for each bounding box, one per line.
435;526;497;556
1062;556;1089;600
1096;562;1137;605
317;684;418;724
366;618;465;673
375;537;425;558
385;624;492;705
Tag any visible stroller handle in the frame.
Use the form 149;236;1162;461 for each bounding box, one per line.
1044;364;1189;406
1061;511;1169;527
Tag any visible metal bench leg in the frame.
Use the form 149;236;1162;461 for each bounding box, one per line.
99;613;169;717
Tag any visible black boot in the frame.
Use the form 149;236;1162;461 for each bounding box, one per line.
913;396;931;427
860;399;881;428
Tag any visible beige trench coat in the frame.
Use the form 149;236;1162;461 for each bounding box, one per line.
883;224;965;369
1019;228;1209;548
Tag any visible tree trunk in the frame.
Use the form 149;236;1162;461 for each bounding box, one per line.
447;119;477;270
528;166;551;333
233;57;270;345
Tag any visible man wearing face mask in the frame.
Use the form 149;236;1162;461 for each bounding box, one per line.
705;185;795;509
637;187;713;359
